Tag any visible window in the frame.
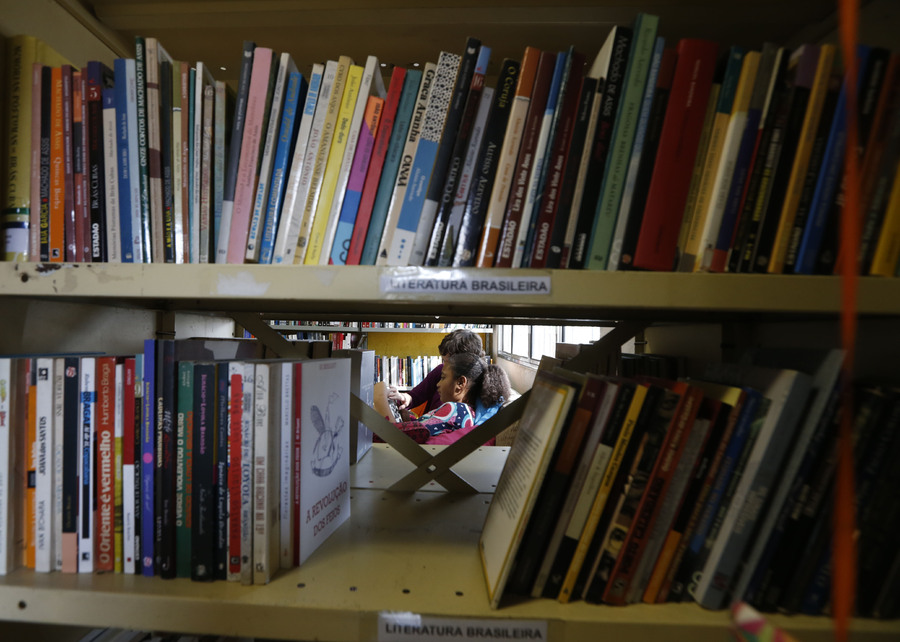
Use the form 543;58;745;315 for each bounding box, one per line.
497;324;630;365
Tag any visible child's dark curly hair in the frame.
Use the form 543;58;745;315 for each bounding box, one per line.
438;329;485;359
445;352;511;410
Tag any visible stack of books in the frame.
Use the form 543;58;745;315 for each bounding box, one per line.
480;348;900;619
4;15;900;275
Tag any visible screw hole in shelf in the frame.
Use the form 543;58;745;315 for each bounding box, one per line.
17;601;26;609
455;591;464;597
349;586;357;592
19;273;28;283
402;589;410;594
297;583;306;588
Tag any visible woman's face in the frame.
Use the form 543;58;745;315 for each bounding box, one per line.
437;364;464;403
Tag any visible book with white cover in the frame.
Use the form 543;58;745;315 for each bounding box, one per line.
252;361;282;584
0;359;12;575
479;369;578;609
296;358;351;565
33;358;54;572
278;361;294;569
102;89;121;262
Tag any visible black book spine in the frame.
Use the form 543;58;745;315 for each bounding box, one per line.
451;58;520;267
62;357;79;548
569;28;633;269
155;339;177;577
39;66;52;262
214;361;230;580
86;61;113;262
191;362;217;581
159;60;176;262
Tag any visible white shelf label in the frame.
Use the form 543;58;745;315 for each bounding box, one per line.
379;612;547;641
381;268;550;295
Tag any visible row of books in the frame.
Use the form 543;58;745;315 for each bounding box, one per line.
0;341;359;585
375;354;442;391
5;14;899;275
480;347;900;619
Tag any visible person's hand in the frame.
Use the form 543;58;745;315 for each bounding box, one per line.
387;385;411;410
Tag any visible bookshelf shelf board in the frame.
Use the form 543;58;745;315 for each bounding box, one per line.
0;446;896;642
3;263;899;323
267;324;492;334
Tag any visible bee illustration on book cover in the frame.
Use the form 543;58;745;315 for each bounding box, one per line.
310;392;344;477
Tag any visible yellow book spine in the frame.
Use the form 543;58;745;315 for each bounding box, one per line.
869;160;900;276
557;383;648;603
305;63;363;265
293;55;352;264
768;44;837;273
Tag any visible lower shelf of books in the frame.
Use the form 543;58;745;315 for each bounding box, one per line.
0;445;897;642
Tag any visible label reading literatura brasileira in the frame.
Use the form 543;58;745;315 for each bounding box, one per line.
378;613;548;642
380;270;551;295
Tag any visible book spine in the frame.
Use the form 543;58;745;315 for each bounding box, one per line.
175;360;193;578
60;357;79;573
94;357;116;573
0;359;13;573
227;362;243;581
155;339;177;578
212;80;227;262
168;62;183;263
140;341;155;576
227;47;274;263
191;362;216;581
259;69;305;265
239;362;255;585
329;95;384;265
33;358;53;572
47;67;64;262
586;13;659;270
374;62;435;265
452;59;521;267
60;66;76;262
246;53;291;263
145;41;167;263
278;361;294;569
121;357;136;574
346;66;406;265
78;356;96;573
411;38;482;266
115;59;140;262
102;88;121;262
216;40;256;263
199;80;215;263
388;51;462;266
133;39;152;262
271;62;325;265
476;46;541;268
214;363;230;580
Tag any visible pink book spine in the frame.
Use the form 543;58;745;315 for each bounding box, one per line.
226;48;273;263
347;97;383;194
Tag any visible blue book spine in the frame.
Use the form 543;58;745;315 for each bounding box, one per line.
141;339;156;576
259;71;307;264
521;52;568;266
114;58;136;262
360;68;423;265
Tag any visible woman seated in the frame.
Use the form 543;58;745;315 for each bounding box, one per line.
378;352;510;444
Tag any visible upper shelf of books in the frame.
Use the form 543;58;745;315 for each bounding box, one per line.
4;262;900;322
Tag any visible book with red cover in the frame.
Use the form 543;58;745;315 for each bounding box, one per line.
601;380;703;605
494;49;556;267
48;65;64;262
346;65;406;266
632;39;719;271
529;48;586;268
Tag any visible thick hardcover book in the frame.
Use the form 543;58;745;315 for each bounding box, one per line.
433;82;495;267
316;56;386;265
246;53;296;263
600;382;703;605
175;361;194;578
494;49;555;268
692;50;765;272
295;359;351;565
479;370;579;609
586;13;659;269
452;59;521;267
475;45;540;268
271;62;325;264
94;357;116;573
609;39;672;271
226;47;275;263
375;61;436;265
411;38;482;266
216;40;256;263
345;66;407;265
190;361;216;581
795;46;888;273
358;68;422;265
768;46;839;273
676;46;748;272
528;48;588;269
708;43;782;273
387;50;462;266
